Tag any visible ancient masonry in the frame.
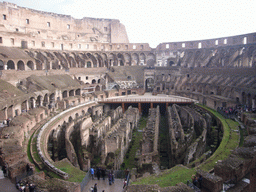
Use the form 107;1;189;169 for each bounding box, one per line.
0;1;255;192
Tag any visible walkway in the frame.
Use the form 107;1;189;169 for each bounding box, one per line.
0;168;19;192
83;178;125;192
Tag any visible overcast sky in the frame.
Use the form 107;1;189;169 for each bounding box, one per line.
3;0;256;48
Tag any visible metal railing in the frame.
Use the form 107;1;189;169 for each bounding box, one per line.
80;171;91;192
102;98;195;103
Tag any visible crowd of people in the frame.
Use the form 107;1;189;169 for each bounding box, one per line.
89;167;130;192
16;181;36;192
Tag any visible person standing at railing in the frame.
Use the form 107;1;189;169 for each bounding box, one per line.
90;167;94;180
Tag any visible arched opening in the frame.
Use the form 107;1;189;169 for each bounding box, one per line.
68;116;73;123
0;60;4;70
17;60;25;70
95;85;101;91
169;61;175;67
43;94;49;107
27;61;34;70
21;101;27;113
69;90;74;97
145;78;154;92
98;79;101;84
7;60;15;70
92;79;96;84
29;97;35;109
87;61;91;68
36;95;42;107
75;89;81;96
87;108;92;116
62;91;68;98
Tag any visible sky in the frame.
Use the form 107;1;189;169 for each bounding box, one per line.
2;0;256;48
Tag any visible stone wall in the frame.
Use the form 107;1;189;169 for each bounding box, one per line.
139;106;160;167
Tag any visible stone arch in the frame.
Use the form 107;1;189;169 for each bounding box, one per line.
7;60;15;70
94;53;104;67
87;53;97;68
92;79;96;84
36;60;43;70
68;56;76;68
109;53;117;66
75;89;81;96
146;53;156;66
101;53;108;67
17;60;25;70
27;60;34;70
131;53;139;66
29;97;35;109
63;90;68;98
145;77;154;92
36;95;43;107
69;90;75;97
87;61;92;68
168;60;175;67
54;52;68;69
43;94;49;107
68;116;73;123
124;53;131;66
87;108;92;115
75;113;79;119
95;85;101;91
139;53;146;65
117;53;125;66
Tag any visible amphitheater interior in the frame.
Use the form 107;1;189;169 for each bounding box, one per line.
0;2;256;192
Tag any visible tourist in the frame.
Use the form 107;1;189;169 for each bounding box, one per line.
125;168;130;180
90;167;94;180
96;167;101;180
101;168;106;180
198;174;203;189
123;178;127;189
191;175;198;187
29;183;36;192
111;170;115;184
93;183;97;192
108;172;112;185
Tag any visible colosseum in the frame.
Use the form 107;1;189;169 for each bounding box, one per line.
0;1;255;192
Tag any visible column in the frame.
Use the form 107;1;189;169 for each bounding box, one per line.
122;103;125;113
138;103;142;113
150;102;153;108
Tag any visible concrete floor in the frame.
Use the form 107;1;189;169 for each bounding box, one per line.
83;178;125;192
0;168;19;192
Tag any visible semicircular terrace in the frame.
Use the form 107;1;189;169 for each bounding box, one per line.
36;101;96;179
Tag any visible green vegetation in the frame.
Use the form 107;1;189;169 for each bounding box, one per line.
122;116;147;169
54;160;86;183
196;104;240;172
134;104;240;187
133;165;196;187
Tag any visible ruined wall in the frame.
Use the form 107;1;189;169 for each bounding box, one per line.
140;106;160;166
0;1;129;50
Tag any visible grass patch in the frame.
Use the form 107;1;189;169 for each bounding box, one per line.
54;159;86;183
196;104;240;172
133;165;196;187
123;116;147;169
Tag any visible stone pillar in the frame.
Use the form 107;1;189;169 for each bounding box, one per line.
138;103;142;113
150;102;153;108
122;103;125;113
